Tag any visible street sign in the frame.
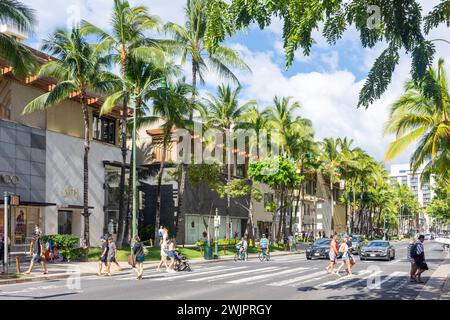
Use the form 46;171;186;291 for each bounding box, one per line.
9;195;20;206
214;215;221;228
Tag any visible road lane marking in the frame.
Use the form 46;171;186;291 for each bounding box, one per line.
314;270;372;289
342;271;383;289
362;271;407;293
267;270;328;287
118;266;246;281
226;267;309;284
188;267;280;282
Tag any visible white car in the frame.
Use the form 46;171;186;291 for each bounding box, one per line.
424;233;432;240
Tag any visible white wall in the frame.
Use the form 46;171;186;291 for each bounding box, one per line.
45;131;124;246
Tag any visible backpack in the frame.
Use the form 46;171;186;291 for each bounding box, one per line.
410;243;418;258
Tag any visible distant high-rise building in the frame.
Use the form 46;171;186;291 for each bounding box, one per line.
388;164;435;207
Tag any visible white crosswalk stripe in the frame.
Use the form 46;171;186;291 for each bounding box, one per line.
117;266;238;281
226;267;309;284
342;270;383;289
267;270;328;287
314;270;372;289
188;267;280;282
362;271;408;293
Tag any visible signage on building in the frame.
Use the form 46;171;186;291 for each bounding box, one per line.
9;195;20;206
63;187;81;201
0;174;19;185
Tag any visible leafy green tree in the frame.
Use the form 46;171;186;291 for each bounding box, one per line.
81;0;164;247
0;0;37;76
385;58;450;185
204;0;449;108
23;28;118;248
427;177;450;231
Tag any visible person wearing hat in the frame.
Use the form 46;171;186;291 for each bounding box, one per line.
98;235;109;276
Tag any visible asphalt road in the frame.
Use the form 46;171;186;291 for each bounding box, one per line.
0;240;446;300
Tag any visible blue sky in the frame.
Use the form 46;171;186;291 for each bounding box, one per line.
23;0;450;167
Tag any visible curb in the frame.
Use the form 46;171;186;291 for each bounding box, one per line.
415;252;450;300
0;250;304;286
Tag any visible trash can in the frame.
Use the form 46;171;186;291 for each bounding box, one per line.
203;246;213;260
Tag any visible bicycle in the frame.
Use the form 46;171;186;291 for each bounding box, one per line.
258;248;270;261
234;246;247;261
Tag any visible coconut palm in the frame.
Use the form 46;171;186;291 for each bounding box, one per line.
81;0;165;246
149;79;192;244
164;0;250;121
22;28;118;248
385;58;450;184
0;0;37;76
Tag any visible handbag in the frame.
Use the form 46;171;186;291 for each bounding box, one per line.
128;254;136;267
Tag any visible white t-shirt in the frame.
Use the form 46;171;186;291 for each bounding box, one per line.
161;243;168;257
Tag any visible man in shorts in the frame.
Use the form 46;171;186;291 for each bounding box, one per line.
25;232;48;275
98;235;109;276
326;233;339;273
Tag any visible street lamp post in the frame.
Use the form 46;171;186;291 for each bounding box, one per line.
3;192;9;274
130;77;167;245
383;209;387;240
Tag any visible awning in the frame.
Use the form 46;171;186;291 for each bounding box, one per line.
0;200;56;207
60;205;95;210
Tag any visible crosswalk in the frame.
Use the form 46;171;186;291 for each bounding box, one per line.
81;263;412;294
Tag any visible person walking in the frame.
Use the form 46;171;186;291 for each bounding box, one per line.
98;236;109;276
167;238;177;272
106;237;121;275
411;235;428;283
132;236;145;280
346;236;356;272
335;238;352;277
326;233;339;273
288;234;294;252
157;238;170;272
158;226;164;246
407;236;417;282
25;232;48;275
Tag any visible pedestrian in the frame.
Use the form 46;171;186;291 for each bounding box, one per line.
157;238;170;272
326;233;339;273
132;236;145;280
288;234;294;251
167;238;176;272
283;234;289;251
309;231;314;242
163;228;169;245
0;236;4;274
98;235;109;276
407;236;417;282
411;234;428;283
158;225;164;246
106;237;121;275
25;232;48;275
346;236;356;271
335;238;352;277
318;231;322;239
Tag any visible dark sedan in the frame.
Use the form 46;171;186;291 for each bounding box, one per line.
306;239;340;260
360;240;395;261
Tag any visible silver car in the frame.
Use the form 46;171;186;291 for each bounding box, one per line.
360;240;395;261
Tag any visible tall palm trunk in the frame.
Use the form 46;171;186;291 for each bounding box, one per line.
330;178;334;233
226;127;232;239
245;200;255;246
190;62;197;121
123;143;133;247
81;95;90;249
154;141;167;246
175;164;187;240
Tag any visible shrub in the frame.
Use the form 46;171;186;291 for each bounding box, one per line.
139;224;155;241
41;234;80;262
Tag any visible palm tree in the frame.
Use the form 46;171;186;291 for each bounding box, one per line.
319;138;342;233
385;58;450;184
149;79;191;244
0;0;37;76
22;28;118;248
236;105;269;159
81;0;164;247
203;84;253;237
164;0;250;121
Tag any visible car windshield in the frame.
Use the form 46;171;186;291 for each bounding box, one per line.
313;239;330;246
367;241;388;247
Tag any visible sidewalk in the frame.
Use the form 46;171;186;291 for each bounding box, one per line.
0;249;304;285
415;252;450;300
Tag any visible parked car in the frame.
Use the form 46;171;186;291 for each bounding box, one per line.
424;233;432;240
306;239;341;260
360;240;395;261
350;235;364;255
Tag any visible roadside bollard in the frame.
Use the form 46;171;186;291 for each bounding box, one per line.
15;256;20;273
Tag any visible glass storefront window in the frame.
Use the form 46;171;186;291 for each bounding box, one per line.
0;206;42;247
58;211;73;235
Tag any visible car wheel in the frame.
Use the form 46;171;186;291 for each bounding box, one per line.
307;256;312;260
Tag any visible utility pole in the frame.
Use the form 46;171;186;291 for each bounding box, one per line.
3;192;9;274
383;209;387;240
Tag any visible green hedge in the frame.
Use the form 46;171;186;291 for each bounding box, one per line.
41;234;82;262
195;239;241;247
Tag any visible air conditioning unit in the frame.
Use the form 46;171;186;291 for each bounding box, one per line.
0;23;28;42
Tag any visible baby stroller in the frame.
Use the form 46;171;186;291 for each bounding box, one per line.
174;251;191;272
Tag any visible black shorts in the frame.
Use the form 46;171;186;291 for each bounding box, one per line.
99;256;107;263
109;257;117;263
32;254;42;263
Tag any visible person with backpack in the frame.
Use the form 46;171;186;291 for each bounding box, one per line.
411;234;428;283
132;236;146;280
407;237;417;282
97;236;109;276
25;232;48;275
